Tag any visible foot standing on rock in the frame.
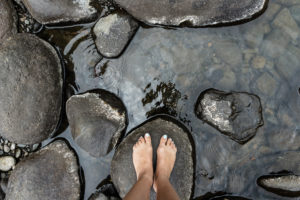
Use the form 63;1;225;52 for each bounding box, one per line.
124;133;180;200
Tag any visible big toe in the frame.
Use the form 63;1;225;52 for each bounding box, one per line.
159;134;168;146
145;133;151;144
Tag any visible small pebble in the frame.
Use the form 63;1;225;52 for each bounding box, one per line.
10;143;15;151
4;140;8;145
31;144;40;151
3;145;9;153
24;20;29;25
15;149;21;159
0;156;16;172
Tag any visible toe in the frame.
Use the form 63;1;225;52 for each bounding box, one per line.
160;135;168;145
145;133;151;144
167;138;173;146
139;136;145;143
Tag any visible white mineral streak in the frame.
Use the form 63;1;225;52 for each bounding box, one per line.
262;176;300;191
202;94;233;132
73;0;96;14
93;14;118;35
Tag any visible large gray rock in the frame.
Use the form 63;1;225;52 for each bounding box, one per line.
5;140;80;200
66;91;127;157
111;116;194;200
0;34;62;144
257;175;300;197
0;0;17;41
195;89;263;143
93;12;139;58
21;0;98;24
114;0;267;26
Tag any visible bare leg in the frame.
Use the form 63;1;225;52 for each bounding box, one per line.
154;135;180;200
124;133;153;200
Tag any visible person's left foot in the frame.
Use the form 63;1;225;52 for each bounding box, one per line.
132;133;153;184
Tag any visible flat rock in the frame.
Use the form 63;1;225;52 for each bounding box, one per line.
195;89;263;143
5;140;80;200
22;0;98;24
111;116;194;200
66;91;127;157
114;0;267;26
93;12;139;58
0;0;17;41
0;33;62;144
257;175;300;197
0;156;16;172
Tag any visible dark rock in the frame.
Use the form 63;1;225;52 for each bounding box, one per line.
93;12;139;58
21;0;98;24
89;176;121;200
66;91;127;157
5;140;80;200
89;192;120;200
111;116;194;200
0;34;62;144
0;0;17;41
257;174;300;197
114;0;267;26
209;196;251;200
195;89;263;143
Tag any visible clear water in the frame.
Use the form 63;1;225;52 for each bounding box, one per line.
37;0;300;199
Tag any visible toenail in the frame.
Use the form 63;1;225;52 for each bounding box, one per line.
163;135;167;139
145;133;150;137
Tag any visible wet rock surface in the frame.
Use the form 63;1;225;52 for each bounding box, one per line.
66;91;127;157
21;0;98;24
195;89;263;143
0;0;17;41
22;0;300;199
114;0;267;26
0;33;62;145
257;174;300;197
5;140;80;200
111;116;194;200
93;12;139;58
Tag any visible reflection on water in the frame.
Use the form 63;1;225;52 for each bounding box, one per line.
39;0;300;199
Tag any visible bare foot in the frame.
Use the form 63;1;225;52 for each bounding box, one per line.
153;135;177;192
132;133;153;185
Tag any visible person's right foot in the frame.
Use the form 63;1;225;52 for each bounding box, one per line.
153;135;177;192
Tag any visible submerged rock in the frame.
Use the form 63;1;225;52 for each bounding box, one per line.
111;116;194;200
195;89;263;143
21;0;98;24
0;34;62;144
93;12;139;58
257;175;300;197
0;156;16;172
114;0;267;26
0;0;17;41
66;91;127;157
272;8;300;41
6;140;80;200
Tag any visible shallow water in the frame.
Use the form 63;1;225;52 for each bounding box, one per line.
37;0;300;199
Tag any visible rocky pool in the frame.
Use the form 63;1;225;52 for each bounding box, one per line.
0;0;300;199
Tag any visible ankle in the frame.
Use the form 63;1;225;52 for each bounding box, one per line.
154;174;170;185
138;173;153;186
